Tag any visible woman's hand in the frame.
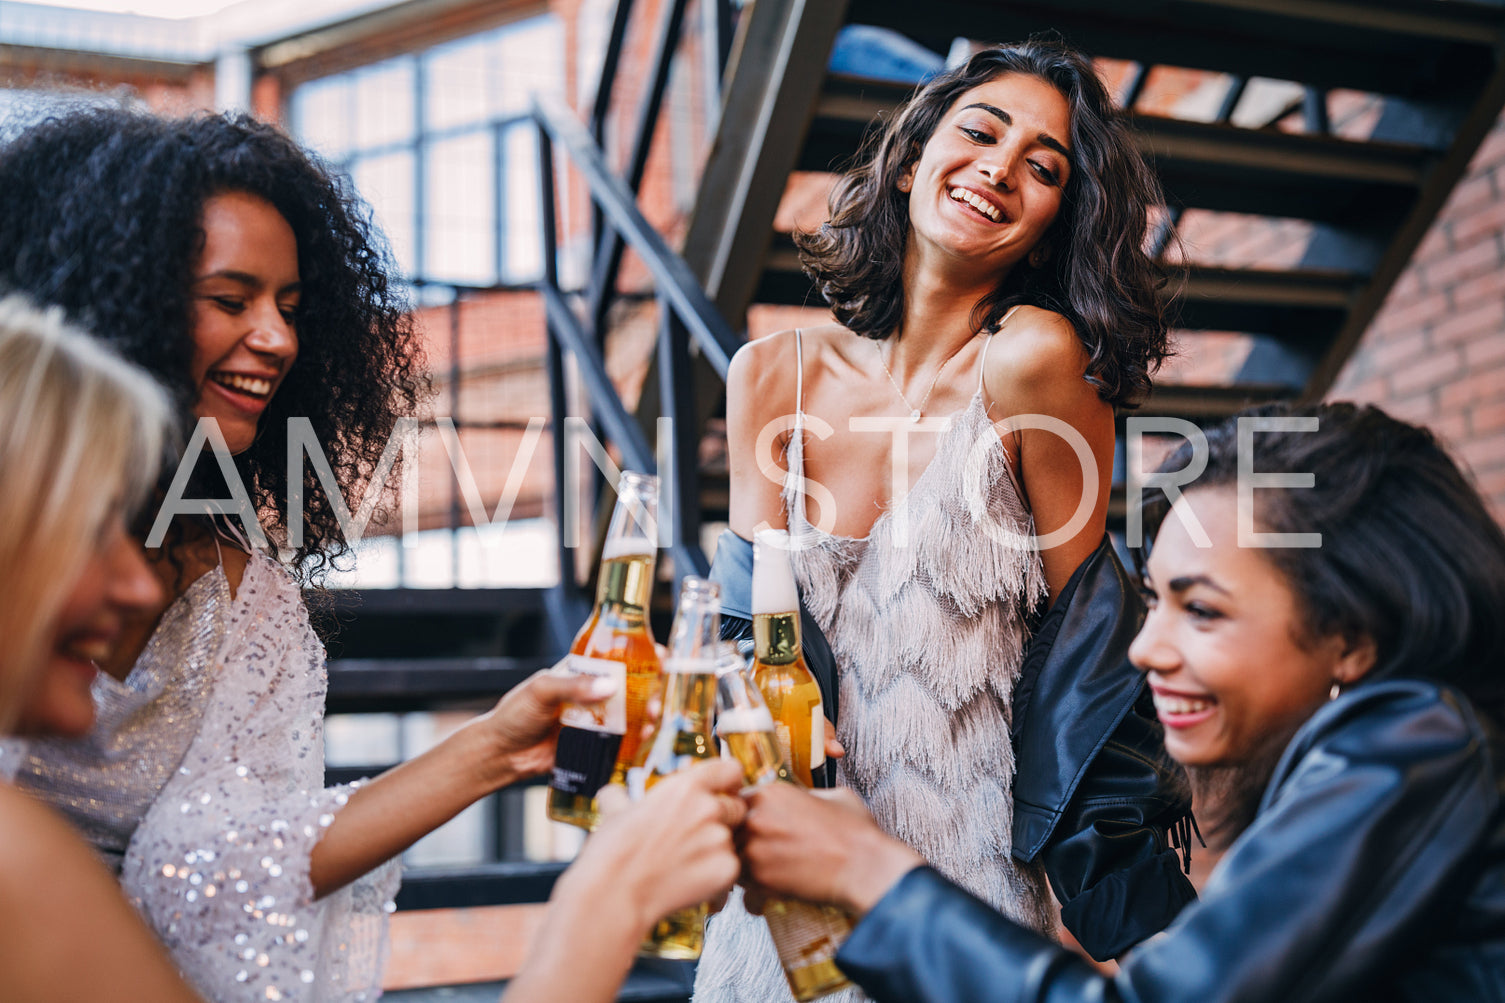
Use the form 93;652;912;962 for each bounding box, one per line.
473;664;619;787
310;665;614;899
824;717;845;761
738;783;922;917
503;760;745;1003
581;760;748;928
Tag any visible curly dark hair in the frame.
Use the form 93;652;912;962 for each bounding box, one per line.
797;36;1173;408
0;106;428;579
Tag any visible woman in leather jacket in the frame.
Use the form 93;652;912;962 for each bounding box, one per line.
739;400;1505;1002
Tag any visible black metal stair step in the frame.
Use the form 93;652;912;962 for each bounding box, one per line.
802;77;1429;227
315;586;553;665
383;960;694;1003
326;655;556;713
395;860;568;910
1135;381;1297;422
845;0;1505;103
756;236;1360;342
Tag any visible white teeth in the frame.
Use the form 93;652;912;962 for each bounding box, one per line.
58;639;110;663
949;187;1001;221
212;373;272;397
1154;694;1214;716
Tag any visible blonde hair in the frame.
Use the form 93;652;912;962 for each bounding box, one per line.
0;295;169;733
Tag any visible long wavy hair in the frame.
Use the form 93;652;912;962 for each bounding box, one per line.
0;295;169;733
1136;401;1505;841
797;37;1173;408
0;106;428;579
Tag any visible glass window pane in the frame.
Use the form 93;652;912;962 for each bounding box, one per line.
492;16;564;117
292;76;351;162
424;33;492;132
354;58;416;149
425;130;496;285
501;124;543;282
351;151;416;277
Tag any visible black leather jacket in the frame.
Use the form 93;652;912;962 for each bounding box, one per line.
707;531;1196;961
837;680;1505;1003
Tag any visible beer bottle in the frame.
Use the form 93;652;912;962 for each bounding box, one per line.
547;470;662;830
632;577;723;960
715;655;853;1001
750;528;827;788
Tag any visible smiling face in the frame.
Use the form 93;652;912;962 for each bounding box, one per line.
14;516;163;737
900;72;1072;280
1129;488;1374;768
188;191;301;454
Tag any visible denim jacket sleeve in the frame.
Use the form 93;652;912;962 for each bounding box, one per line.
708;530;840;786
1011;536;1197;959
837;682;1497;1003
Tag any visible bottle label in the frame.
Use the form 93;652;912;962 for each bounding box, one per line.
765;900;848;970
811;706;826;770
558;655;627;733
774;722;795;773
663;656;718;675
549;655;628;798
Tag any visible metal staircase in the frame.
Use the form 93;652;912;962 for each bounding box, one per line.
328;1;1505;997
685;0;1505;518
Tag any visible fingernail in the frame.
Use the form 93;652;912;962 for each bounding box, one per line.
587;677;619;698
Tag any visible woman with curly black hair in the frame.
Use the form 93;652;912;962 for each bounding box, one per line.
0;107;607;1002
699;37;1187;1003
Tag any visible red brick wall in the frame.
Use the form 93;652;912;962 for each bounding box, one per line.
1329;114;1505;522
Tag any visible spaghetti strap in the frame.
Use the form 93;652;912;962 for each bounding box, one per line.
790;328;808;528
977;304;1024;394
793;328;806;425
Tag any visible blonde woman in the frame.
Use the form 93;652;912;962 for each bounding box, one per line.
0;294;205;1000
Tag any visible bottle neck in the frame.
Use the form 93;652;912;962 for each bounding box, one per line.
596;552;655;615
752;611;801;665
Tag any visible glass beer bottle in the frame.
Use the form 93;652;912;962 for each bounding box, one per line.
750;528;827;788
547;470;662;830
632;578;723;960
714;654;853;1001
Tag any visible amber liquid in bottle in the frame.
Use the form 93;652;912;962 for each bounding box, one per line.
634;664;719;959
634;579;723;960
547;548;662;830
717;706;853;1001
751;611;827;789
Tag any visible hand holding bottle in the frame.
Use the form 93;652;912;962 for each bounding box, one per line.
588;760;748;923
504;759;744;1003
739;783;924;918
468;664;622;788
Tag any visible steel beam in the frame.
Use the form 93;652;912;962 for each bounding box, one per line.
679;0;850;327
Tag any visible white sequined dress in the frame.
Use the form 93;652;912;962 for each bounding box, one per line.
0;550;400;1002
694;325;1057;1003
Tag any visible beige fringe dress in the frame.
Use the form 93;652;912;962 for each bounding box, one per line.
694;320;1057;1003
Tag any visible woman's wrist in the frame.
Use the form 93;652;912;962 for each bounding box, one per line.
450;715;523;797
837;827;925;917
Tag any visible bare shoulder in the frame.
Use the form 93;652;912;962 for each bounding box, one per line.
727;324;846;425
0;782;101;891
983;306;1100;413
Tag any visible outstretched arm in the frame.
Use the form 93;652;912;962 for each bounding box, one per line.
310;668;616;897
503;759;748;1003
746;686;1495;1003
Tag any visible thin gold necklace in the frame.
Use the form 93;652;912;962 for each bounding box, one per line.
873;338;968;423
